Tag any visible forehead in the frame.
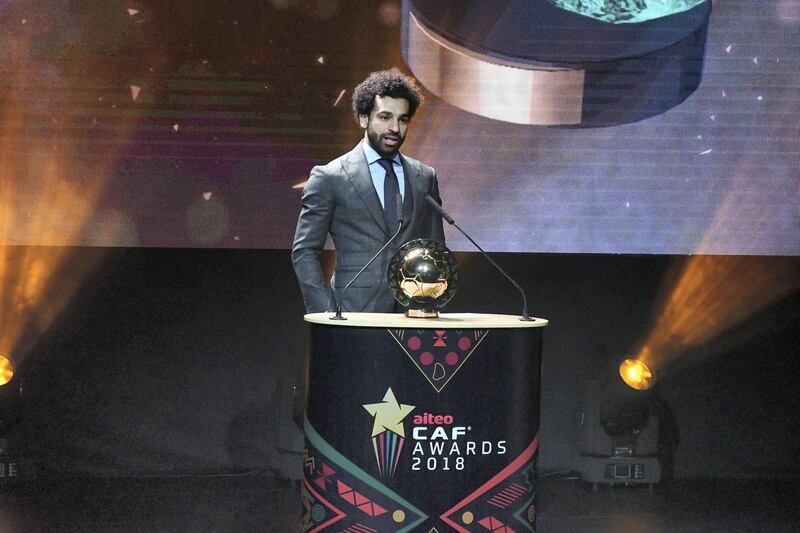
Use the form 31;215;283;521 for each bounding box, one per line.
371;95;410;116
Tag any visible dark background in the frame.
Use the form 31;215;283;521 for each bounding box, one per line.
6;249;800;480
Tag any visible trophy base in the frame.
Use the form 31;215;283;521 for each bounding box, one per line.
406;308;439;318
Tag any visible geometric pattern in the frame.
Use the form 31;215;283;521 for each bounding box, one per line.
302;429;539;531
303;419;540;531
487;483;528;509
340;525;378;533
304;417;428;532
439;435;539;532
337;480;388;517
388;329;489;392
301;476;346;532
477;516;517;532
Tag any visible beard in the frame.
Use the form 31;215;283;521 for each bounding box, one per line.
366;127;404;158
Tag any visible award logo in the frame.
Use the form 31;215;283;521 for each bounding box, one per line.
362;388;415;478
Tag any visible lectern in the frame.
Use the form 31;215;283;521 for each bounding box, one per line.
301;312;547;532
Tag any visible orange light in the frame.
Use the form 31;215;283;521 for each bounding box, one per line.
0;355;13;386
619;358;654;390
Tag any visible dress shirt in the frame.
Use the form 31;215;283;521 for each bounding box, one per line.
362;140;405;208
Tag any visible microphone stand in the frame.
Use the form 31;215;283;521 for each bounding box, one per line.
331;195;404;320
425;195;535;322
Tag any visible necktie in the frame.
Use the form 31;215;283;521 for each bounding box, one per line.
378;158;400;228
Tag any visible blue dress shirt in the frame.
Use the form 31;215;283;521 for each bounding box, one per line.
362;140;405;208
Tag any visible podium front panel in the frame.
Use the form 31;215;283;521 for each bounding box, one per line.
302;313;546;532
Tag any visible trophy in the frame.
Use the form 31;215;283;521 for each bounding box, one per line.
388;239;459;318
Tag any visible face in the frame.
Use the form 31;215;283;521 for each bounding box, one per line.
359;95;411;158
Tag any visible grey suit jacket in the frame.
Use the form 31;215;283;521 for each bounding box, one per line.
292;143;446;313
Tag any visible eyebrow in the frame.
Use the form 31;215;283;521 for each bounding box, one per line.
377;110;410;118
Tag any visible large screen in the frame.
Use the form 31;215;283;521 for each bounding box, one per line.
1;0;797;254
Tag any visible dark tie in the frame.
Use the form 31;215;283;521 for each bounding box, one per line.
378;158;400;227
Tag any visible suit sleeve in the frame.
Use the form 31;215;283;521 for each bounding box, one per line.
291;167;335;313
429;168;446;245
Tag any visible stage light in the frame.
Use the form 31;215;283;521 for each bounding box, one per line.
0;354;23;480
2;27;135;376
0;356;13;386
574;357;662;487
619;359;654;391
632;256;799;372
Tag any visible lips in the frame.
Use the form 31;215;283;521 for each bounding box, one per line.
383;135;401;146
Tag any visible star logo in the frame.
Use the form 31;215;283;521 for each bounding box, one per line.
363;387;415;478
363;387;415;438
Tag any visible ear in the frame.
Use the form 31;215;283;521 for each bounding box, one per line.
358;114;368;129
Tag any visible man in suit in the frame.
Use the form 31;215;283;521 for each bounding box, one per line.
292;68;445;313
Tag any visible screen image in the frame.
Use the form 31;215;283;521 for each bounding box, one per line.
0;0;797;255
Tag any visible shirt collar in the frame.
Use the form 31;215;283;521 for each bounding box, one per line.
362;139;401;165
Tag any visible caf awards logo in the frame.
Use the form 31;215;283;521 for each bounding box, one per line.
362;388;415;478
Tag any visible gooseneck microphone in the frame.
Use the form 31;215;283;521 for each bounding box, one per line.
425;195;535;322
331;194;404;320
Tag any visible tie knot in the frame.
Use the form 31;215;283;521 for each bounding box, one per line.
378;158;395;172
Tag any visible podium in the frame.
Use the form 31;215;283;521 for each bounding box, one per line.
301;312;547;532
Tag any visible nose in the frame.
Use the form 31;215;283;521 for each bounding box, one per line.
388;118;400;132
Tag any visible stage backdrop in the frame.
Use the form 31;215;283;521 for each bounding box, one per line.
0;0;798;255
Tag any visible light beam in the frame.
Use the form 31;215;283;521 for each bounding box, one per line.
0;26;138;370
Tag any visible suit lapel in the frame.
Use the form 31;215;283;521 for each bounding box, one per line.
401;155;421;235
343;145;390;235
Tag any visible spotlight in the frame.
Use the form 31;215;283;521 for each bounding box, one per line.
0;355;23;481
0;356;13;387
574;357;662;488
619;359;654;391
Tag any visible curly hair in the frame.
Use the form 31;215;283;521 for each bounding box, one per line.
351;68;424;123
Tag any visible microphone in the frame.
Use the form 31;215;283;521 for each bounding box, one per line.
331;194;404;320
425;194;535;322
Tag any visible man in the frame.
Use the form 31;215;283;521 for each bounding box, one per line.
292;68;445;313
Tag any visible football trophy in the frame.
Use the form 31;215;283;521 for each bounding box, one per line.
388;239;459;318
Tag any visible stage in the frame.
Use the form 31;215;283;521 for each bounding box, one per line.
2;475;798;532
1;1;799;530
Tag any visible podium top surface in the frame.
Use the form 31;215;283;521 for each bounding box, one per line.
304;312;548;329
